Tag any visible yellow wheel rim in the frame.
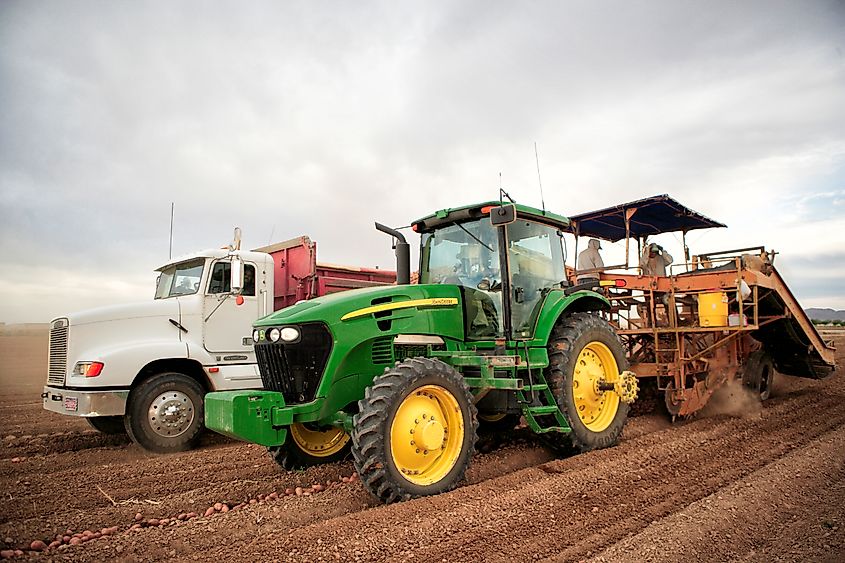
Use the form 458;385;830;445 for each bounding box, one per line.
390;384;465;486
289;423;350;457
573;341;620;432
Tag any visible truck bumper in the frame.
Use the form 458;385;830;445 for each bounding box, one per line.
42;386;128;417
205;390;292;447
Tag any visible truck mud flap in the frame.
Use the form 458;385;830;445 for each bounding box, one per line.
205;390;292;447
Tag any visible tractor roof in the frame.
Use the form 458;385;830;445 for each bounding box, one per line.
568;194;726;242
412;201;570;233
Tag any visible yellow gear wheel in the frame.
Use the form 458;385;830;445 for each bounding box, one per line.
614;371;639;404
389;385;465;486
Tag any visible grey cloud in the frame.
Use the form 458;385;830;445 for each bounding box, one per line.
1;0;844;322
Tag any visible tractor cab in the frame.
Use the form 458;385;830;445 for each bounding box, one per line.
413;202;572;340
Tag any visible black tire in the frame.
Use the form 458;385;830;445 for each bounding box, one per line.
86;416;127;435
268;424;351;470
125;372;204;453
477;412;521;434
351;357;478;503
742;350;775;401
546;312;630;453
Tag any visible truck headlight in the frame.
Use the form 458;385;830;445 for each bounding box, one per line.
268;328;281;342
73;362;104;377
280;327;300;342
252;329;261;343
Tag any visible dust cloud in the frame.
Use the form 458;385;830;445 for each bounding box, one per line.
700;377;764;419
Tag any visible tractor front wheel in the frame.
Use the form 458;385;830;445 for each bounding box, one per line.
268;423;351;469
352;357;477;503
547;313;630;453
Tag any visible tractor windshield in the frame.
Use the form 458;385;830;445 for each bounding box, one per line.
420;217;503;339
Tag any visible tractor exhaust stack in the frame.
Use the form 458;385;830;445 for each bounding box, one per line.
375;222;410;285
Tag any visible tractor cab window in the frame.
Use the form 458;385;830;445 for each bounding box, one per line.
507;221;566;337
420;218;503;339
155;259;205;299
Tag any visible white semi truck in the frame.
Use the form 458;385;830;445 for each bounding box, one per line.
42;233;395;452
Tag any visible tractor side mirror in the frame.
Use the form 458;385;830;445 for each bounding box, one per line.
489;204;516;226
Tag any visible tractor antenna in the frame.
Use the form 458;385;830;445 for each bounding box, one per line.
534;142;546;213
499;172;503;201
168;202;174;259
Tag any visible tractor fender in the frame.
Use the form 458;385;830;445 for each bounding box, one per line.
531;290;610;346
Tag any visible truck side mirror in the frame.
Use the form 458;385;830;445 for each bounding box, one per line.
489;204;516;226
230;257;244;295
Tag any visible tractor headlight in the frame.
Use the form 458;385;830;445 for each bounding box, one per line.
268;328;281;342
280;327;300;342
252;329;261;343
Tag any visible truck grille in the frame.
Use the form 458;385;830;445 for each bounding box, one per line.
47;318;69;386
254;323;332;404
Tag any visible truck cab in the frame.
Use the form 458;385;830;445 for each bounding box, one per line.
43;246;271;452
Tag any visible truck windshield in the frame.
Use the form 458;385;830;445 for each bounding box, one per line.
155;259;205;299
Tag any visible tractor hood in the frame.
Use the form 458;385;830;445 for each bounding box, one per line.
255;284;466;342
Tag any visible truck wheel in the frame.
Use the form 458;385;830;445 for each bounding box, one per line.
125;372;204;453
352;357;478;503
267;423;351;469
547;313;630;453
86;416;127;435
742;351;775;401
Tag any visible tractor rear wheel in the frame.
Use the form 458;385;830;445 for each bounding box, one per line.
352;357;477;503
546;313;630;453
742;350;775;401
268;423;351;470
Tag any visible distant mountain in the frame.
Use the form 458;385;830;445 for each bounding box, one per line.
806;308;845;322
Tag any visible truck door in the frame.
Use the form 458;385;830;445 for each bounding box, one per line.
203;259;261;356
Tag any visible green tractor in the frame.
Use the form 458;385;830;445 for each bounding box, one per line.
205;201;638;503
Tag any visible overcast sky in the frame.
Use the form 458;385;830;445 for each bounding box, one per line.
1;0;844;323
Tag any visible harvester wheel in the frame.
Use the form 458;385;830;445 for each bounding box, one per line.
352;357;477;503
546;313;630;453
267;424;351;469
742;350;775;401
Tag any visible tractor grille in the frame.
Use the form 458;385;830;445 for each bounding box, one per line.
370;337;394;365
47;318;69;386
254;323;332;404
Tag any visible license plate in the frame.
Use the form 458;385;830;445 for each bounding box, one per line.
64;397;78;412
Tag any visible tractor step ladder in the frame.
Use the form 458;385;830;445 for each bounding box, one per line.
516;370;571;434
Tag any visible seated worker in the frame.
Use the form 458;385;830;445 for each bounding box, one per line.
242;266;256;296
640;242;674;276
576;238;604;285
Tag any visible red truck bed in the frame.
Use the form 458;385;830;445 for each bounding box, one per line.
254;236;396;311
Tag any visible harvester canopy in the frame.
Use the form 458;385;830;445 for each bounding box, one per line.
568;194;726;242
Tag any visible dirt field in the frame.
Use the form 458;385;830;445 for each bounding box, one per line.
1;326;842;562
